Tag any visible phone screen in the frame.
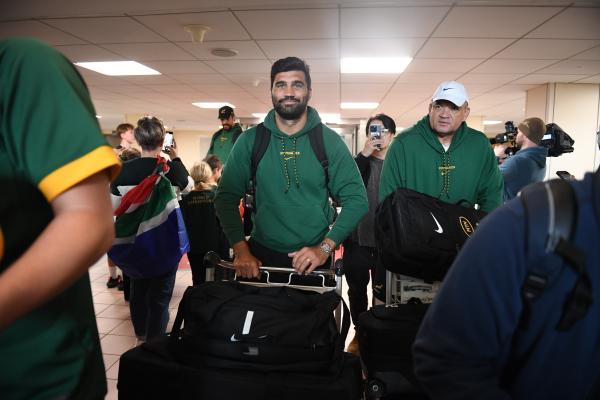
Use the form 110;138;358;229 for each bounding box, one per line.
163;132;174;150
556;170;574;180
369;125;382;139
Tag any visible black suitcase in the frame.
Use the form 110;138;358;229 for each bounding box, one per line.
118;337;363;400
358;303;430;399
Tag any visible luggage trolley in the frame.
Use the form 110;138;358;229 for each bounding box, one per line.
385;271;441;305
203;251;345;329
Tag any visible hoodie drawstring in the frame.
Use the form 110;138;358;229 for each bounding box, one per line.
280;137;300;193
439;151;454;199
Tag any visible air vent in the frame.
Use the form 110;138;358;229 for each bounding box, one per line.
210;48;238;57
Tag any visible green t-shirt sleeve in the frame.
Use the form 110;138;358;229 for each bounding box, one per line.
0;38;120;201
379;138;405;202
214;130;253;245
324;132;368;245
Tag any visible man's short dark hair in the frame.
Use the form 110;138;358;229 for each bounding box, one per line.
115;123;134;137
365;114;396;136
134;116;164;151
203;154;223;171
270;57;311;90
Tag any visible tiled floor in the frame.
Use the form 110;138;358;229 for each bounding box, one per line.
90;254;361;399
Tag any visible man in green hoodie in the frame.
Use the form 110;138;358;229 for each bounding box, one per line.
379;81;502;213
206;105;243;164
215;57;368;278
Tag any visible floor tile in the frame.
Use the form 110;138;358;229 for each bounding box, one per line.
97;305;131;319
105;379;118;400
97;318;125;334
110;320;135;336
100;334;138;355
106;360;120;380
103;354;120;371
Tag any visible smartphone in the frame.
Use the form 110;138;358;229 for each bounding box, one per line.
556;170;574;181
163;131;174;151
369;124;383;140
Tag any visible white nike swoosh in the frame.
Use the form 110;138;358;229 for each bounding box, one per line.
430;212;443;234
230;334;240;342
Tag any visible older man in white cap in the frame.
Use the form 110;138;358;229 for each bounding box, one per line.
379;81;502;213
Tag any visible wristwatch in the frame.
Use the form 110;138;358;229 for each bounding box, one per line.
319;241;333;255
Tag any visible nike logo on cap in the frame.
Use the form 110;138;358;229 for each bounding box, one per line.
442;87;451;91
430;212;443;234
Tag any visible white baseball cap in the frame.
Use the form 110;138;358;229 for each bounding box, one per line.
431;81;469;107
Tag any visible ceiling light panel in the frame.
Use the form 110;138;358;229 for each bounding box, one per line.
75;61;160;76
341;57;412;74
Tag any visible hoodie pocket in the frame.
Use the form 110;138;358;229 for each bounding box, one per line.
254;203;330;251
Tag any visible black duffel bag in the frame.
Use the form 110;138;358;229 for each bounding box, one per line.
375;188;486;282
170;280;349;372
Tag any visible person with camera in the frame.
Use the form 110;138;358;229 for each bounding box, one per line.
494;117;548;201
342;114;395;355
215;57;367;279
207;105;244;165
379;80;503;212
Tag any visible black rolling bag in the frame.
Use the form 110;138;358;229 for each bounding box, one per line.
358;303;430;399
118;337;363;400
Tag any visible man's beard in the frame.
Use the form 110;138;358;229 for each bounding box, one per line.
222;124;231;131
272;95;308;120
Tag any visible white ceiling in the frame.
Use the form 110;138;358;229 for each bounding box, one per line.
1;0;599;134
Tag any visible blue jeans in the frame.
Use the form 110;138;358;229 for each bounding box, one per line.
129;267;177;341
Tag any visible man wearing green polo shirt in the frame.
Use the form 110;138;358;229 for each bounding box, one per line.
0;38;121;399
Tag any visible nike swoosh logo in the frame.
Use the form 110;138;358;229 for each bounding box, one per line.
230;334;240;342
430;212;443;234
442;88;451;91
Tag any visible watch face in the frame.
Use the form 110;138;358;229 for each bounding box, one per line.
320;242;332;254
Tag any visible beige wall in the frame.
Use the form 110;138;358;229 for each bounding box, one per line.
170;130;213;170
541;83;600;180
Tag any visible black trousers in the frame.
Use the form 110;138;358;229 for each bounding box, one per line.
342;244;385;327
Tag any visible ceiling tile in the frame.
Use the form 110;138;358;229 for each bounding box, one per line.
434;6;562;38
571;45;600;60
341;38;425;58
205;59;271;74
144;61;213;74
222;73;270;86
341;74;399;84
258;39;338;59
527;7;600;39
55;44;125;62
0;20;84;45
405;58;484;73
537;59;600;75
236;9;339;40
134;12;250;41
119;75;180;85
418;38;514;59
341;7;449;38
76;68;127;86
170;74;230;84
396;72;462;84
303;59;339;73
341;83;391;101
495;39;600;59
310;72;340;83
461;73;524;85
573;74;600;83
514;74;590;84
178;40;265;60
471;59;558;74
102;43;196;61
42;17;166;43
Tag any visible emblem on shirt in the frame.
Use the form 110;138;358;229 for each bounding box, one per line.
438;165;456;176
280;151;300;161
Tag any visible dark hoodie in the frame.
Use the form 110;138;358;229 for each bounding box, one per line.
215;107;368;253
499;146;548;201
379;115;503;213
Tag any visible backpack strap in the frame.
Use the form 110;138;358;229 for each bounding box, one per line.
246;123;271;213
520;179;591;331
307;124;329;188
232;124;243;144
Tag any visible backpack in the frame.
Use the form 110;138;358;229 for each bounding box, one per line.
519;178;592;331
108;157;190;279
244;123;331;214
169;280;350;373
375;188;487;282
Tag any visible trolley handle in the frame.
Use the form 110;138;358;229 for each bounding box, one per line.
203;251;342;278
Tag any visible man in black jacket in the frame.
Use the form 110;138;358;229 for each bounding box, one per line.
343;113;396;354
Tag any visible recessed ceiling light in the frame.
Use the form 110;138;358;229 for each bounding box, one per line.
252;113;267;121
341;102;379;109
483;120;503;125
211;48;239;57
192;102;235;109
96;115;102;118
340;57;412;74
75;61;160;76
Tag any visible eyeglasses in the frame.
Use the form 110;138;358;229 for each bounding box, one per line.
431;102;465;116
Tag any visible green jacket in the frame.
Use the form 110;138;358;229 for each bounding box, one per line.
379;115;503;213
215;107;368;253
207;123;243;164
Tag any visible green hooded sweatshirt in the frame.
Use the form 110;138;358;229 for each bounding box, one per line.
215;107;368;253
379;115;503;213
207;123;243;164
